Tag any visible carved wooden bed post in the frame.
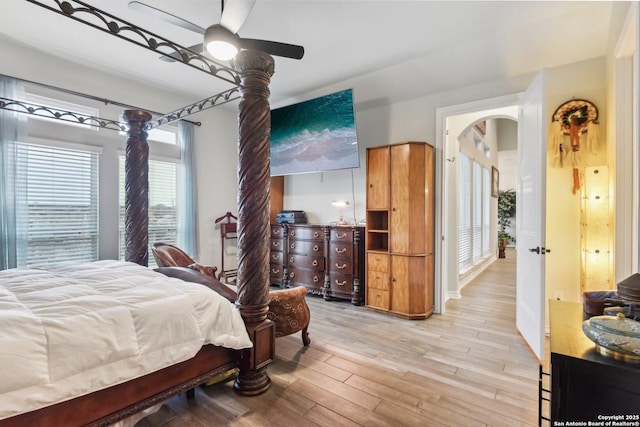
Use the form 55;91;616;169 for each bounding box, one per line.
123;110;152;266
232;50;276;395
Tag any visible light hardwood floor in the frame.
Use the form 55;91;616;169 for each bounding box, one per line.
138;249;541;427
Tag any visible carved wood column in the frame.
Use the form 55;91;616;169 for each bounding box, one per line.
123;110;152;266
232;50;275;395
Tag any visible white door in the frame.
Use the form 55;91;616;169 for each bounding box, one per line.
516;69;547;360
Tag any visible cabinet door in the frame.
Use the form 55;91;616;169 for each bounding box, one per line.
390;143;426;254
390;255;426;316
366;147;390;209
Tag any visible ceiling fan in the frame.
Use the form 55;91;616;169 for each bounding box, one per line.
128;0;305;61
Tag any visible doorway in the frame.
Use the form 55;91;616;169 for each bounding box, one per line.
434;94;520;315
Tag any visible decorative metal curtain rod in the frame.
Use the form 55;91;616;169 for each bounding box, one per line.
147;87;240;130
25;0;241;86
1;72;201;127
0;96;127;131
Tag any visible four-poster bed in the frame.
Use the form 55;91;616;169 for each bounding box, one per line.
0;1;279;425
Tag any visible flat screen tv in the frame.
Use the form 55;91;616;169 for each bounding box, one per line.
270;88;359;176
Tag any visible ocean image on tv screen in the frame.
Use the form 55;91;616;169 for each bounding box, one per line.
270;89;359;176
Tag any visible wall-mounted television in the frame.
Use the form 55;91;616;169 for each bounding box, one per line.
270;88;359;176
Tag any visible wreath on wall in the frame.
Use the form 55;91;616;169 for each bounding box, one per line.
548;98;599;194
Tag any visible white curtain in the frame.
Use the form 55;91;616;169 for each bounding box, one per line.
177;120;199;257
0;77;25;270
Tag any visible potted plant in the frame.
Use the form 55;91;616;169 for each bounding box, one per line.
497;189;516;258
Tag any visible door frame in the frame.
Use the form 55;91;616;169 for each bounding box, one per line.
434;93;521;314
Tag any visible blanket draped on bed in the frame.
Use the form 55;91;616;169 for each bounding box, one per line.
0;260;252;420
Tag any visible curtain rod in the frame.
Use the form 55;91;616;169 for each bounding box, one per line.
1;72;202;127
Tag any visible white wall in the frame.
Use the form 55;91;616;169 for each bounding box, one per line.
545;57;608;308
0;35;615;301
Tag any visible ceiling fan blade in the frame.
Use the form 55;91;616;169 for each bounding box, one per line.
159;43;204;62
128;1;205;34
220;0;256;34
240;38;305;60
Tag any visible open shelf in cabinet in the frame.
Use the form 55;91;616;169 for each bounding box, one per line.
366;210;388;231
366;210;389;252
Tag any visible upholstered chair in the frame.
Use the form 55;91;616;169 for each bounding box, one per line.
152;243;311;346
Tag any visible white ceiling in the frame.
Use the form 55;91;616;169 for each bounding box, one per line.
0;1;618;110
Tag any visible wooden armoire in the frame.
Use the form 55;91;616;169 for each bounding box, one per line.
365;141;434;319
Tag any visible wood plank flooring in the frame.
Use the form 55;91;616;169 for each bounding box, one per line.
137;249;540;426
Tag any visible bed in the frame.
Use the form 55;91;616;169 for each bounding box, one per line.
0;260;253;426
0;42;276;427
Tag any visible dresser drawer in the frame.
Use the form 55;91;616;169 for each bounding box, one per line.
329;258;352;273
329;272;354;294
367;270;389;291
288;254;324;270
270;250;284;264
367;287;389;309
271;238;285;251
269;263;284;284
367;253;388;272
330;228;354;241
288;267;324;288
330;242;353;258
289;240;324;255
270;224;285;238
288;226;324;241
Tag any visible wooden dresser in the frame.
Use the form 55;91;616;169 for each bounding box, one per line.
270;223;365;305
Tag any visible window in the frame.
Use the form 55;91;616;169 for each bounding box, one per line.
472;162;483;261
458;154;471;268
458;153;492;272
118;157;179;265
483;167;491;255
15;141;99;267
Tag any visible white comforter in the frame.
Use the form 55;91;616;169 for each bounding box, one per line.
0;260;252;420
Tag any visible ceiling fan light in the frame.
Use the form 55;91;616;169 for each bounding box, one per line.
205;24;239;60
206;40;238;60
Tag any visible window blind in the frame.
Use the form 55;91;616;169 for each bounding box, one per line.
119;158;178;266
483;167;490;255
458;153;471;268
15;142;99;267
472;162;483;261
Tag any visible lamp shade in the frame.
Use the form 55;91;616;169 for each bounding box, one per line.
205;25;239;60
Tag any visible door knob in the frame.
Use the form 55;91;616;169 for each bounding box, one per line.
529;247;540;254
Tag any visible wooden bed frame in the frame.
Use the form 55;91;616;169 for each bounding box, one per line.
0;50;277;426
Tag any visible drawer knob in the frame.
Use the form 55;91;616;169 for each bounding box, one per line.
313;245;319;251
335;280;347;286
335;263;347;269
335;247;347;254
271;254;279;260
290;230;296;236
314;231;319;238
271;268;280;274
312;260;319;266
290;243;296;249
289;272;295;278
272;242;280;248
289;256;295;263
336;232;347;239
313;276;319;282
